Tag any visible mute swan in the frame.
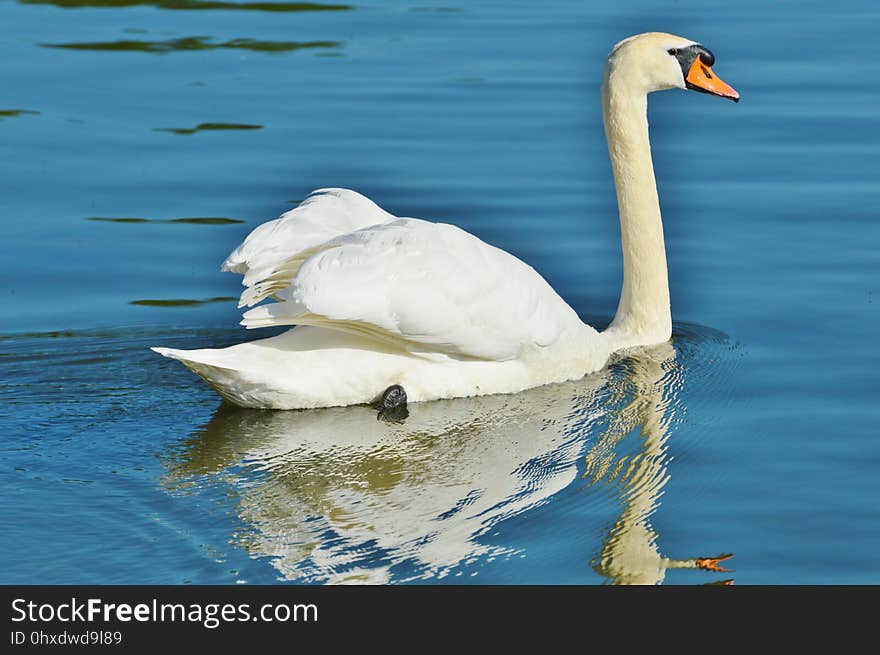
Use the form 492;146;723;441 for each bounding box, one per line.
153;32;739;410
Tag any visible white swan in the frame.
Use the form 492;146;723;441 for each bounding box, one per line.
153;32;739;410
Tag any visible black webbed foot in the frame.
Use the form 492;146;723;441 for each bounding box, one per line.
376;384;408;423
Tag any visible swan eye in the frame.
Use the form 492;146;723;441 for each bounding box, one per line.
668;48;679;56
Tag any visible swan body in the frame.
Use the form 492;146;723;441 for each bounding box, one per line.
154;193;606;408
154;32;738;410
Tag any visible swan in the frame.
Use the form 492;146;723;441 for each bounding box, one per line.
153;32;739;410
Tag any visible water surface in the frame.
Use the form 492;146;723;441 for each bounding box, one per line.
2;0;878;584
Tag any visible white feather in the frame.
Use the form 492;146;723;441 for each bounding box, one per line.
222;188;394;308
242;218;586;361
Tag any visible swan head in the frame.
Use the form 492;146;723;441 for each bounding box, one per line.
605;32;739;102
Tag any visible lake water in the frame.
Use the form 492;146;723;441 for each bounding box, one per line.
2;0;878;584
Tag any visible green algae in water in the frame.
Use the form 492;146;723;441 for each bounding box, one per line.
0;109;40;120
42;36;341;54
153;123;263;136
88;217;150;224
130;296;236;307
168;217;245;225
20;0;350;11
88;217;244;224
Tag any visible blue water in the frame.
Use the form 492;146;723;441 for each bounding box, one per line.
2;0;878;584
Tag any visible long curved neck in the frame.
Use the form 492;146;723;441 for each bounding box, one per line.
601;71;672;346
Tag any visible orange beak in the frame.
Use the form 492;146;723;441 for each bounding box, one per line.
686;58;739;102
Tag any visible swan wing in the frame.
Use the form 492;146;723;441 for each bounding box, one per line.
240;218;586;361
222;188;395;308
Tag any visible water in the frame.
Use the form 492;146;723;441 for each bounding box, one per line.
2;0;878;584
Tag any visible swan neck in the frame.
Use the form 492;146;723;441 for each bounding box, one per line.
602;73;671;346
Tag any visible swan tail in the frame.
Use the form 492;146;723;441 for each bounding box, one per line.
151;328;419;410
151;346;264;406
151;346;225;366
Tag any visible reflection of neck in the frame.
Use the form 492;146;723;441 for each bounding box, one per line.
592;347;680;585
595;348;732;585
601;70;671;347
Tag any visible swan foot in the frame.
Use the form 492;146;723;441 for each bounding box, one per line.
376;384;408;423
695;553;735;573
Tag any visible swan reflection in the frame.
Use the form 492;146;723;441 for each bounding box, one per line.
586;344;733;584
164;338;732;584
